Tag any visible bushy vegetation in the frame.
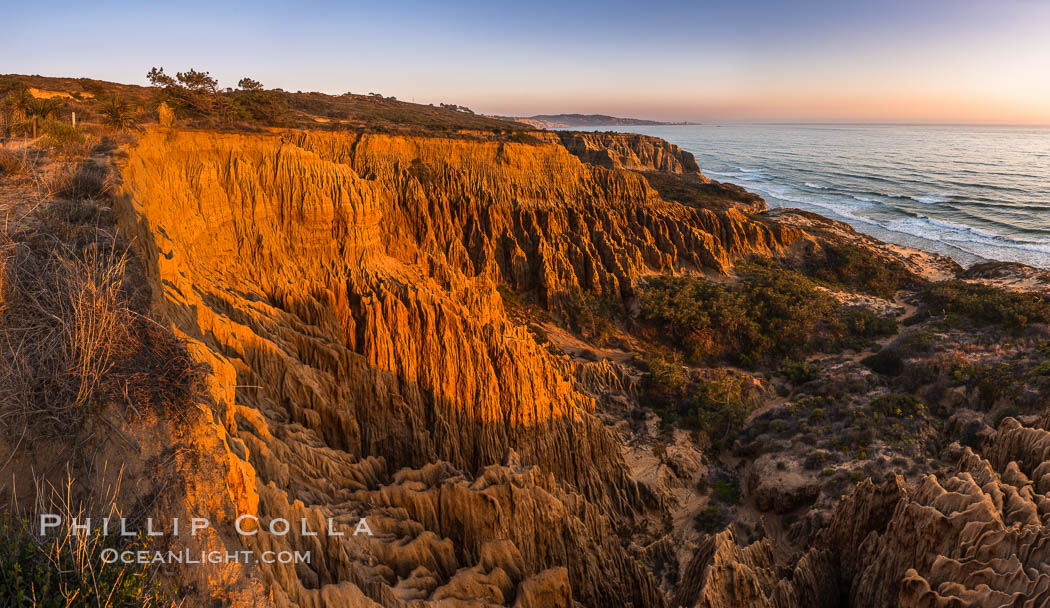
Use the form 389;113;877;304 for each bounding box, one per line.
37;121;88;157
640;262;897;368
2;71;531;137
950;362;1022;410
710;478;740;504
641;171;764;211
782;359;819;385
640;357;756;449
0;520;171;607
920;280;1050;332
735;386;934;465
561;288;621;344
870;394;926;418
861;328;938;376
0;149;28;178
693;504;726;534
99;97;139;132
0;470;176;607
0;199;205;442
802;244;918;298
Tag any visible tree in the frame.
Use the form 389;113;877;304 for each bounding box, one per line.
238;77;263;92
146;66;223;118
146;66;176;88
4;87;32;117
176;69;218;94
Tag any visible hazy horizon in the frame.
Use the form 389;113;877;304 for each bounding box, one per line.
6;0;1050;125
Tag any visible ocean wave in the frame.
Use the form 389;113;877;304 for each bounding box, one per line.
912;193;951;205
885;216;1050;256
644;124;1050;268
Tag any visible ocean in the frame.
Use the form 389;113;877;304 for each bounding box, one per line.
571;124;1050;269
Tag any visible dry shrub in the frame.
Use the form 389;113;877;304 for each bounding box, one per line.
45;162;111;202
0;212;205;442
0;149;27;179
36;121;92;160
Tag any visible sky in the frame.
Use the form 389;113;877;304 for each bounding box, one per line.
4;0;1050;124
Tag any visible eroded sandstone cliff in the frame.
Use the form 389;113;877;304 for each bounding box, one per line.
552;131;702;175
112;128;802;607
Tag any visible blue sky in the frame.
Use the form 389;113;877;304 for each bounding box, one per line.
4;0;1050;123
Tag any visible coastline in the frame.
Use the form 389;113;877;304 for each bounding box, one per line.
567;123;1050;272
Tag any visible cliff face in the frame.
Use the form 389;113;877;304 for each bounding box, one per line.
114;128;801;607
553;130;703;175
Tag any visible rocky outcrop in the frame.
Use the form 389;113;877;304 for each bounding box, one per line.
553;130;703;175
687;414;1050;607
300;130;798;294
673;530;837;608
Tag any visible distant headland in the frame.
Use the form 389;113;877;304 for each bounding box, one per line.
502;113;690;128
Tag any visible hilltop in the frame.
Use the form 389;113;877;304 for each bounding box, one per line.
507;113;688;128
0;72;529;135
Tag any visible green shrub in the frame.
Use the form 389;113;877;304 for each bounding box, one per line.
693;504;726;533
841;307;899;346
711;479;740;504
952;363;1018;409
639;354;690;413
863;329;938;376
0;519;172;607
862;349;904;376
804;450;829;470
803;244;918;298
921;280;1050;332
99;96;139;132
37;120;87;155
1028;361;1050;378
848;470;869;483
783;359;819;384
561;288;620;344
870;394;926;418
640;262;897;368
644;367;756;449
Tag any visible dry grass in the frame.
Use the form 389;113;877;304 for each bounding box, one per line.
0;149;28;179
0;109;199;606
46;162;112;202
36;121;95;161
0;199;205;444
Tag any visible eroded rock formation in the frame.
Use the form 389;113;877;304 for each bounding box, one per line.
552;131;702;175
113;128;802;607
683;413;1050;607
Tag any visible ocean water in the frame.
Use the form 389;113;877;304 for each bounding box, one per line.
572;124;1050;269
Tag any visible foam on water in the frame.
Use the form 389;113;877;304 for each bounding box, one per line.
571;124;1050;268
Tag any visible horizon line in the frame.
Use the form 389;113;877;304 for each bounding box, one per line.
6;71;1050;129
